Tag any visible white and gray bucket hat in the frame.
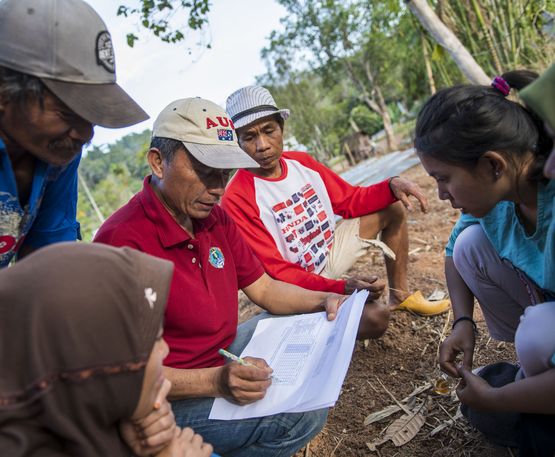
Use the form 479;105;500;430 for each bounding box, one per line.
226;86;290;130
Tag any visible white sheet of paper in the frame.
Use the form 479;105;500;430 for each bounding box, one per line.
209;290;368;420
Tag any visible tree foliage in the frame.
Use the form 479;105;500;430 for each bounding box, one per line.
260;0;552;159
117;0;211;47
262;0;433;152
78;130;151;240
80;1;553;234
414;0;555;79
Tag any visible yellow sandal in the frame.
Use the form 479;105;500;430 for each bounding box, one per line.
397;290;450;316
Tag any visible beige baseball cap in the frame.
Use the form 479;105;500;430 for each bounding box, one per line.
0;0;148;128
153;98;259;169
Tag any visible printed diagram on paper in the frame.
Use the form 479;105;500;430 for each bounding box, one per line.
209;290;368;420
269;316;324;385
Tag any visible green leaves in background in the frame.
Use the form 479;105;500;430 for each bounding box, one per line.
77;130;151;241
118;0;210;47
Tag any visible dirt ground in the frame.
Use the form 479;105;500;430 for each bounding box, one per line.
239;163;517;457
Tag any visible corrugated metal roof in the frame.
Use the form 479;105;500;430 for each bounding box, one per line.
340;148;420;186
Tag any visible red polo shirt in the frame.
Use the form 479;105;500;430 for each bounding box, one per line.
94;176;264;369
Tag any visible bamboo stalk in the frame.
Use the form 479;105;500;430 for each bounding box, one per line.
488;0;511;67
506;0;517;66
78;171;105;224
470;0;503;73
421;32;436;94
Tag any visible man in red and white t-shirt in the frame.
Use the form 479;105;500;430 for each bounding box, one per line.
223;86;449;315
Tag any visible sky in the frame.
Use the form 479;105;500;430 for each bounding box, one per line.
86;0;286;147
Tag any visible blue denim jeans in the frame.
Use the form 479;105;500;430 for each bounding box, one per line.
171;313;329;457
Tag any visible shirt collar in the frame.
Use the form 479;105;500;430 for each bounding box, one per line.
139;176;217;248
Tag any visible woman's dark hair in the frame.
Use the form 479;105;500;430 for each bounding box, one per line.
0;66;45;107
414;70;552;183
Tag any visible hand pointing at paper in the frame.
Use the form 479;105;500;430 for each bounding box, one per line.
242;273;385;340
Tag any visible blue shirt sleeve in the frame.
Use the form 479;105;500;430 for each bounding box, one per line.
23;154;82;248
545;199;555;296
445;213;480;257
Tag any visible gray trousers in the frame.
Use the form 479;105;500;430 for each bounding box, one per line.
452;225;555;377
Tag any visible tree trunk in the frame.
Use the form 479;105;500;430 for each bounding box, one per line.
313;125;328;162
344;59;398;152
406;0;490;85
375;90;397;152
421;33;436;94
78;172;105;224
364;62;398;152
349;117;361;133
343;142;356;166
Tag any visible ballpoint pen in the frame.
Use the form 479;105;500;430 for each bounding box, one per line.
218;348;253;366
218;348;283;382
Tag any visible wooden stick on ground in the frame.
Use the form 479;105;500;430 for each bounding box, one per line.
375;377;412;414
436;308;452;360
329;437;344;457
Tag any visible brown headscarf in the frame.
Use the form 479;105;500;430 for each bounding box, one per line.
0;242;174;457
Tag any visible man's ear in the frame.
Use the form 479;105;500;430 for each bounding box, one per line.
482;151;507;180
147;148;164;179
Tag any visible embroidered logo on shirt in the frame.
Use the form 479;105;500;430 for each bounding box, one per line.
0;235;16;254
208;247;225;269
144;288;157;309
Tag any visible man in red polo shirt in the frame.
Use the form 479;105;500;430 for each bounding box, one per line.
94;97;390;457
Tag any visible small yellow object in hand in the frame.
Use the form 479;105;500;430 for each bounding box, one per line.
433;375;454;395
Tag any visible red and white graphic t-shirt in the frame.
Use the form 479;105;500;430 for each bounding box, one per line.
255;168;335;274
222;151;396;293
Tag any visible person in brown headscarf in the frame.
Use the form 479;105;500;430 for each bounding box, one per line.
0;242;214;457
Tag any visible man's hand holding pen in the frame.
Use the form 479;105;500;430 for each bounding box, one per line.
216;355;273;405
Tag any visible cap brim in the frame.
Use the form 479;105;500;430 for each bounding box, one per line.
41;79;149;128
182;142;259;169
234;109;290;130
